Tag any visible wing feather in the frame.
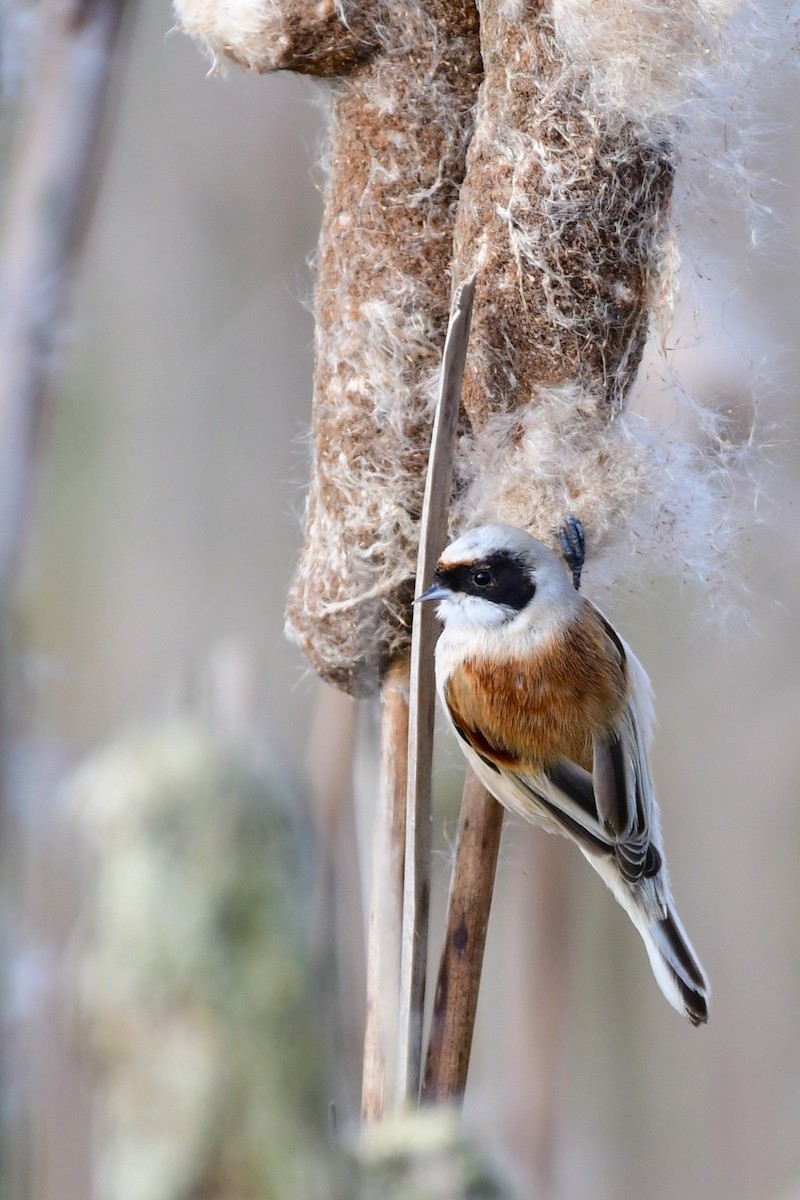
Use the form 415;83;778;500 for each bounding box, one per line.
442;616;661;886
449;719;616;861
588;620;658;883
593;729;635;837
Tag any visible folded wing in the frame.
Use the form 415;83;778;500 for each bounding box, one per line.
444;612;661;887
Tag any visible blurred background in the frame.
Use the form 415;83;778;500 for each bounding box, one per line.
1;1;799;1198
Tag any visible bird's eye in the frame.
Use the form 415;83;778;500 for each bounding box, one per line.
472;568;493;587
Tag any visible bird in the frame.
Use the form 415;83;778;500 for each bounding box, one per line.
418;520;709;1025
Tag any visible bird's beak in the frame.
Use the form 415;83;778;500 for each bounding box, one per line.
415;582;451;604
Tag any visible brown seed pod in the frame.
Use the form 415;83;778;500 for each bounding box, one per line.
283;3;482;697
176;0;482;698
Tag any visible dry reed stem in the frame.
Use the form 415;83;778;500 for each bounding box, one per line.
0;0;129;600
306;684;364;1109
362;660;410;1125
422;770;504;1104
397;277;476;1106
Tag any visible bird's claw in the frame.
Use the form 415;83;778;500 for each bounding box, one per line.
559;515;585;591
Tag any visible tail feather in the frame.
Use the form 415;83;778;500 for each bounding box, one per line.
642;907;709;1026
583;849;710;1025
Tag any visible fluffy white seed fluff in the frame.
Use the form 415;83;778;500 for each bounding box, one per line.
173;0;296;71
450;380;755;606
447;0;777;612
551;0;746;120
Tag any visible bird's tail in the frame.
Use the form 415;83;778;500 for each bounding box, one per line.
638;904;709;1026
586;851;709;1024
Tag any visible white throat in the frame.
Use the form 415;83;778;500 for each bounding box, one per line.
434;592;515;631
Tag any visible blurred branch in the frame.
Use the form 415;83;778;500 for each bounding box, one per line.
422;771;504;1104
397;276;475;1105
0;5;132;1192
0;0;131;599
70;719;348;1200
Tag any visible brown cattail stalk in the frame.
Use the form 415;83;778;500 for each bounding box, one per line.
422;771;504;1104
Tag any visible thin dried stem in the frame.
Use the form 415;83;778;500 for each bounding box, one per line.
362;660;409;1124
397;276;476;1105
0;0;130;601
422;770;504;1104
0;8;130;1172
306;684;364;1109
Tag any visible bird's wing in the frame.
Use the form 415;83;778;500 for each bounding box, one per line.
469;729;658;884
591;710;659;881
445;704;614;859
589;614;661;882
445;614;660;884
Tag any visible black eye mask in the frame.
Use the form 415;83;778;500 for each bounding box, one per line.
435;550;536;611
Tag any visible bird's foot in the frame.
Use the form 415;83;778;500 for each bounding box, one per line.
559;515;585;591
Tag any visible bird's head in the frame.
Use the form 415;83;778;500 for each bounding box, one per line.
418;524;578;634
